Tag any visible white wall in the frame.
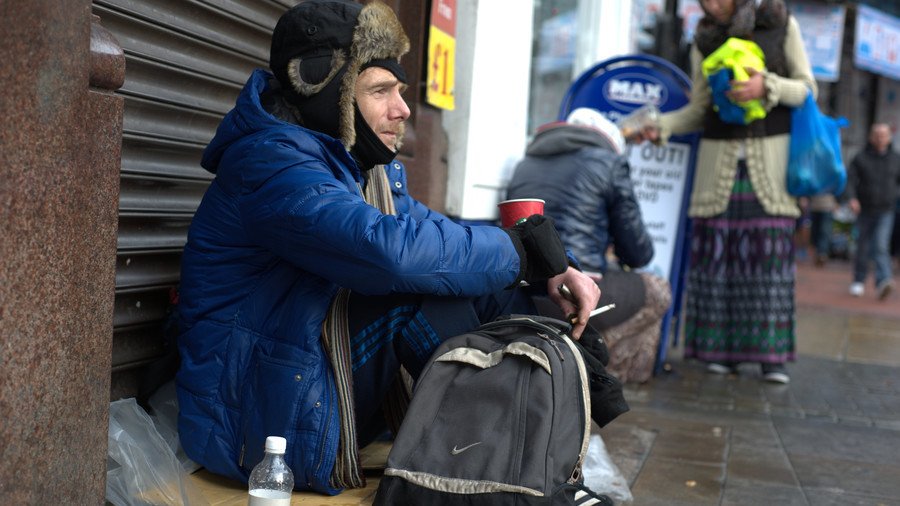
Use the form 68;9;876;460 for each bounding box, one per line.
443;0;534;220
444;0;634;221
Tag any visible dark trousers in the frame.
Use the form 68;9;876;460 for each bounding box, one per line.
853;210;895;286
892;205;900;257
347;288;537;446
810;210;833;257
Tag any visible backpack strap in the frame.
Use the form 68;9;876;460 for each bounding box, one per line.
478;314;573;336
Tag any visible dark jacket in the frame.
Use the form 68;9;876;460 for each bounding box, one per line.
846;143;900;213
177;69;521;493
506;125;653;273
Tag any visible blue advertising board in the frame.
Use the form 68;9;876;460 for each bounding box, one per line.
559;54;699;374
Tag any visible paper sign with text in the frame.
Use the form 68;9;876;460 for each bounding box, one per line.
625;141;692;281
855;4;900;81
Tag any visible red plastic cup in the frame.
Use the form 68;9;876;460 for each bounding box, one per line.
498;198;545;227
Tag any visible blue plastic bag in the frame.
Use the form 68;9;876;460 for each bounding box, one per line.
787;93;849;197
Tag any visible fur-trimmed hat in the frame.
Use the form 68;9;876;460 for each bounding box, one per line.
269;0;410;148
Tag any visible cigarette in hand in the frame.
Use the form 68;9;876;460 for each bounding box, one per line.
557;284;616;324
589;304;616;317
568;304;616;325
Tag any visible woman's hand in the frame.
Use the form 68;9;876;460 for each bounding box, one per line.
546;266;601;340
727;66;765;102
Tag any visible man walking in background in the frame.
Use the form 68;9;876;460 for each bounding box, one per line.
846;123;900;299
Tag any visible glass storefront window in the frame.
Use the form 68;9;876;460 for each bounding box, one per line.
527;0;579;134
527;0;636;135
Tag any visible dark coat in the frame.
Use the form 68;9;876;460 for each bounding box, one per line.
846;143;900;213
506;125;653;273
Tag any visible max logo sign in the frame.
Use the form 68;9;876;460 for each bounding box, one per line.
603;74;667;107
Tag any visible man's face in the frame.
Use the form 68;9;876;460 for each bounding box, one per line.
870;124;892;153
355;67;410;150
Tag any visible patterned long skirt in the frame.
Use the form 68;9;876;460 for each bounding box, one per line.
683;162;796;364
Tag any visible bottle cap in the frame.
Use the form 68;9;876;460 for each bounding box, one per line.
265;436;287;454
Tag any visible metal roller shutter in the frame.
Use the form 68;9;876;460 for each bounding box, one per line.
92;0;295;399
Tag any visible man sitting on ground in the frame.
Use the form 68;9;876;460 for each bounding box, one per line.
175;0;601;495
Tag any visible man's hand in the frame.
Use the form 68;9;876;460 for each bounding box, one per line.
726;66;765;103
547;267;601;340
849;198;861;215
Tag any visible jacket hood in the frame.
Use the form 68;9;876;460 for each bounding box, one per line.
201;69;348;177
525;124;616;157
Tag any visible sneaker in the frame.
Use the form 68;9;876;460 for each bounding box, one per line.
706;362;736;375
849;282;865;297
761;363;790;384
877;280;894;300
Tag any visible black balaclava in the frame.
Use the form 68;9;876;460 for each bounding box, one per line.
351;105;397;170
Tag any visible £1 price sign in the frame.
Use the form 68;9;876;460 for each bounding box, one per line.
427;0;456;110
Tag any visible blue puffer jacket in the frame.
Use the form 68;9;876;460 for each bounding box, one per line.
176;69;520;494
507;125;653;273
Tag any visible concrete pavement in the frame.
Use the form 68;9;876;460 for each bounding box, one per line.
598;259;900;505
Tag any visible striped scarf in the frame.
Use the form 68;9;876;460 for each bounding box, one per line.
321;165;402;489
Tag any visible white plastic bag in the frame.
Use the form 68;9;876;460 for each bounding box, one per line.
147;381;201;475
582;433;633;504
106;398;208;506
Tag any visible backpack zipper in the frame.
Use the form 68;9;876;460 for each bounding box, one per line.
537;332;565;362
559;334;592;484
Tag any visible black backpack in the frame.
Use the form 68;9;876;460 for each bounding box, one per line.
373;315;617;505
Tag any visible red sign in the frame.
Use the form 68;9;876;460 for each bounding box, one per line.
431;0;456;35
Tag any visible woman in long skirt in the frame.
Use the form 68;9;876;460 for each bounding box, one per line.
638;0;816;383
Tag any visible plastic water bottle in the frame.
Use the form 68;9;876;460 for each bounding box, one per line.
248;436;294;506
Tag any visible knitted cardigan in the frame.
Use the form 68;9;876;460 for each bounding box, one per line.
658;16;816;218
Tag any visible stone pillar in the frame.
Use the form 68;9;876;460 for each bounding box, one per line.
0;2;124;504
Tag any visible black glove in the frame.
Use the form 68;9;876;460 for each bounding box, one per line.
503;214;568;285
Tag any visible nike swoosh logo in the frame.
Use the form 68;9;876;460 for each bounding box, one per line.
451;441;482;455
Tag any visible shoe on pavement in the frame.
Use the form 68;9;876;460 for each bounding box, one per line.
849;282;865;297
761;363;790;384
877;280;894;300
707;362;737;375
